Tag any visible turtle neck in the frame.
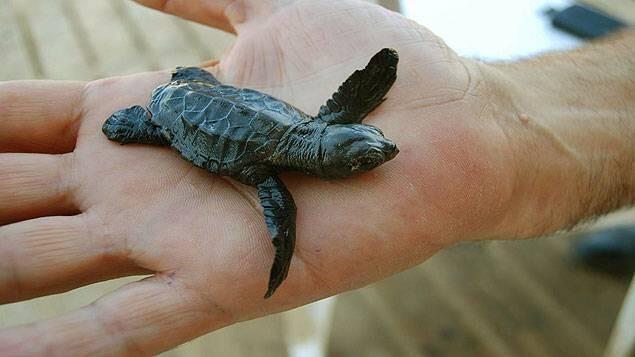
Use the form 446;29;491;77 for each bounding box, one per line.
272;121;325;175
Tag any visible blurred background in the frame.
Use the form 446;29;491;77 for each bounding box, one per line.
1;0;634;356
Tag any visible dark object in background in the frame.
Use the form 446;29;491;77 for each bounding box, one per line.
102;49;400;298
546;4;627;39
574;226;635;274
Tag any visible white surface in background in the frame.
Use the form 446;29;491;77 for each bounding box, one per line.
401;0;583;60
284;297;337;357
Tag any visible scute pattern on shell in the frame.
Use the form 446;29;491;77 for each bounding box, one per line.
149;82;301;175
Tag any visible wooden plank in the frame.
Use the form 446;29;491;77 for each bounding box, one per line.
72;0;154;77
413;248;524;357
328;291;408;357
114;0;236;70
110;0;160;71
360;287;425;357
486;241;603;356
11;0;92;80
58;0;101;79
365;267;496;357
1;0;38;79
412;238;627;357
113;0;176;70
497;236;630;341
122;1;235;68
69;0;234;78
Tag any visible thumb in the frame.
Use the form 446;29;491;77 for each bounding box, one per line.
133;0;291;34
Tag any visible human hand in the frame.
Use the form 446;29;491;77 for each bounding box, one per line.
0;0;540;354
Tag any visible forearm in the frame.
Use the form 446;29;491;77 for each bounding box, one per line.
485;31;635;238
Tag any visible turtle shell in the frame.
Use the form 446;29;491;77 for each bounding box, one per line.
148;81;311;176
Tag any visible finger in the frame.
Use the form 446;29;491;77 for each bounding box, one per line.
0;153;79;225
0;215;146;303
134;0;284;33
0;276;231;356
134;0;237;33
0;80;84;154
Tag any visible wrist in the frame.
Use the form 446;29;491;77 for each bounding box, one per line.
480;39;635;239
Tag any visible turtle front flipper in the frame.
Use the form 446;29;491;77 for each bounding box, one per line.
256;175;297;298
102;105;169;146
172;67;220;85
315;48;398;125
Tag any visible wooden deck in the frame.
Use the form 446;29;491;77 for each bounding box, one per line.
0;1;632;356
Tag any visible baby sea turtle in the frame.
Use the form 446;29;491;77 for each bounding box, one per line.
102;48;399;298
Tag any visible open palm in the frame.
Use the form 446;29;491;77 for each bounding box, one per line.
0;0;517;354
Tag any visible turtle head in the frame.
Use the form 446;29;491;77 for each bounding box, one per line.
319;124;398;178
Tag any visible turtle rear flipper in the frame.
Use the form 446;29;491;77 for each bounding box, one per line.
172;67;220;85
102;105;169;145
257;175;297;298
315;48;398;125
